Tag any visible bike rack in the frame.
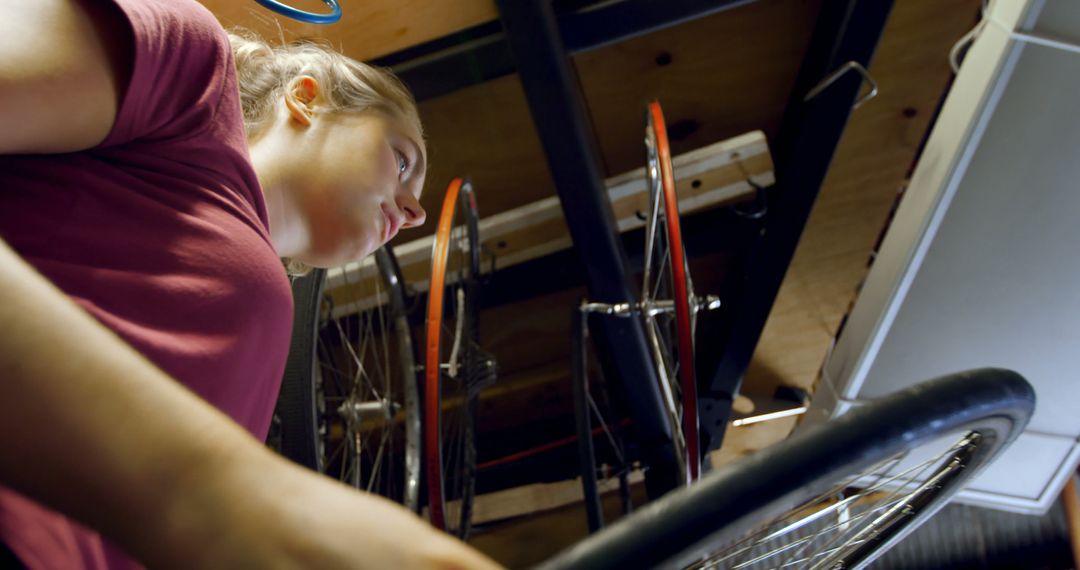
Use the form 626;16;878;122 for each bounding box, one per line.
369;0;895;496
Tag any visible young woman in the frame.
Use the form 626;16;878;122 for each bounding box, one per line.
0;0;500;568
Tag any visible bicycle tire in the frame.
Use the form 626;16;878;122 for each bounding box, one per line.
372;248;423;511
268;268;328;472
576;100;709;532
642;100;703;484
270;248;421;510
425;177;481;538
538;368;1035;570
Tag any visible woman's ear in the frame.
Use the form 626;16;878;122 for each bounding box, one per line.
284;75;321;127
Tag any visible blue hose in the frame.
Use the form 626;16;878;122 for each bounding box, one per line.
252;0;342;24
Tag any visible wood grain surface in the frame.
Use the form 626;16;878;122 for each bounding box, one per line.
199;0;497;61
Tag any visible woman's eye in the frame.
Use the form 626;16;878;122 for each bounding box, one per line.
396;151;409;176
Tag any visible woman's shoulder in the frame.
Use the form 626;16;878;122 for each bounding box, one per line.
102;0;237;148
115;0;228;44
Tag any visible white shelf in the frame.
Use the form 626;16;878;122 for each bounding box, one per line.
805;0;1080;515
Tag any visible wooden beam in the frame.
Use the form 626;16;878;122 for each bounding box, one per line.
467;482;648;569
426;470;646;528
199;0;497;62
326;131;773;318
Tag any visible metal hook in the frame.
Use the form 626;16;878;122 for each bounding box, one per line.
731;153;768;220
804;61;878;110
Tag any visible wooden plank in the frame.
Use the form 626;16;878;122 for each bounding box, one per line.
573;0;821;177
467;482;648;569
743;0;982;396
464;471;645;526
325;131;773;318
199;0;497;61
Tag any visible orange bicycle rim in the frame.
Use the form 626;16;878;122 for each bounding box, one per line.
648;100;700;483
424;177;465;530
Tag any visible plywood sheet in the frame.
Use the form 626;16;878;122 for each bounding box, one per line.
745;0;980;395
199;0;497;61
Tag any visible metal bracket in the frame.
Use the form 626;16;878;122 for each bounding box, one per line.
580;296;721;318
804;60;879;110
730;395;808;427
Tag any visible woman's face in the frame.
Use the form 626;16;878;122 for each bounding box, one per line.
250;73;429;268
289;110;427;267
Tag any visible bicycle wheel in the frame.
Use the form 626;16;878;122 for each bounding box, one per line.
537;368;1035;570
425;177;482;538
269;247;421;511
267;267;328;472
642;100;712;484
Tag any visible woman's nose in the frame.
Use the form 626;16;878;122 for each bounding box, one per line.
396;191;426;228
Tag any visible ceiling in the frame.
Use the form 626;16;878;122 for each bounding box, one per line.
198;0;979;560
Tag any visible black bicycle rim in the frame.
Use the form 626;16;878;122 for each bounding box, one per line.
536;368;1034;570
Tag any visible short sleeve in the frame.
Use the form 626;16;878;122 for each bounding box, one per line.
100;0;233;147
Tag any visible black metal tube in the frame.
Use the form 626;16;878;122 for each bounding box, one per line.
571;307;604;533
496;0;678;494
560;0;755;55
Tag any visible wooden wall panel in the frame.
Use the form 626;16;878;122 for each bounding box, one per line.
407;0;824;244
744;0;980;395
200;0;497;61
410;76;555;241
574;0;822;176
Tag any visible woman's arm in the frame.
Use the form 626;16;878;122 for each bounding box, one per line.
0;0;131;154
0;239;501;569
0;2;501;566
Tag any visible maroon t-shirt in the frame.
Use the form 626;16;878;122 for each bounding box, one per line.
0;0;293;567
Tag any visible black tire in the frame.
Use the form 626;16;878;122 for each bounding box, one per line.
538;368;1035;570
269;248;421;510
373;248;423;511
454;191;481;539
268;267;328;471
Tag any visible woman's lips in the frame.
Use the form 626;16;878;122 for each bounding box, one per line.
380;204;400;243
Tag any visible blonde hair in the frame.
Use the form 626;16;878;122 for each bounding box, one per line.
228;29;423;276
228;29;422;141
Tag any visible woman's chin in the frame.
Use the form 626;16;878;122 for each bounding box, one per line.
295;241;378;268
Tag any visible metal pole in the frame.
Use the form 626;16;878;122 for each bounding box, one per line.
496;0;679;495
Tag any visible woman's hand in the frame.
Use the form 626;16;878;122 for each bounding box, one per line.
0;238;501;569
156;445;504;570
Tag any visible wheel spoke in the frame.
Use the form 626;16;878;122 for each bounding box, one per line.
587;392;626;466
696;432;980;569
